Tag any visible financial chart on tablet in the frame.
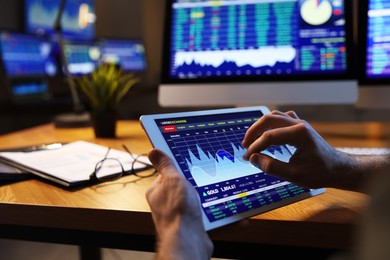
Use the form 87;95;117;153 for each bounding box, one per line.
141;107;325;229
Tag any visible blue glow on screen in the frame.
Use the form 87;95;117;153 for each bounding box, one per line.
63;39;147;76
100;40;147;72
12;82;48;96
0;32;58;78
63;40;100;76
168;0;348;79
25;0;96;40
366;0;390;79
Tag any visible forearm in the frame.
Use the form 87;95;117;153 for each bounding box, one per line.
328;153;390;194
155;217;213;260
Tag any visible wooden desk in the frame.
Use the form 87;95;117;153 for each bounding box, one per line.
0;121;389;259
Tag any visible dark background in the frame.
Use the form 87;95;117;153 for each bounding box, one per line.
0;0;388;135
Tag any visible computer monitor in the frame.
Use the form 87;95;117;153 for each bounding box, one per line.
356;0;390;109
0;32;57;78
158;0;358;107
0;32;56;102
100;39;148;72
24;0;96;40
62;39;100;76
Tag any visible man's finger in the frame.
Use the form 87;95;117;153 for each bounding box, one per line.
249;153;292;180
148;149;179;176
243;124;302;160
286;110;299;119
242;114;298;148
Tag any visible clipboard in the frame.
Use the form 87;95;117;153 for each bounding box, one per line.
0;162;31;182
0;141;152;187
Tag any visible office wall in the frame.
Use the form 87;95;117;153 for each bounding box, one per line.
0;0;23;31
140;0;166;89
97;0;165;89
95;0;143;39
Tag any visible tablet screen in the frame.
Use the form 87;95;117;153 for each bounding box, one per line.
151;110;311;224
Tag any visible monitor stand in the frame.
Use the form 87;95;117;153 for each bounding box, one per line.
356;86;390;109
52;0;92;128
54;112;91;128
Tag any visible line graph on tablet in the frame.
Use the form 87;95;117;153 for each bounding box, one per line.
173;130;291;187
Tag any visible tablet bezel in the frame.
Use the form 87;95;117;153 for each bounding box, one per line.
140;106;326;231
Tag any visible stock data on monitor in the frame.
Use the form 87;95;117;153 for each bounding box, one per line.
366;0;390;78
100;40;147;72
0;32;57;78
63;41;101;76
155;111;310;222
168;0;348;79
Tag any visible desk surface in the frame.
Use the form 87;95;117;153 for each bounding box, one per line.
0;120;389;256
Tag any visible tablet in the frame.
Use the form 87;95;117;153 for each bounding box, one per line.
140;106;326;231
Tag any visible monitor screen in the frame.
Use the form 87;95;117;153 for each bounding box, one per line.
100;39;148;72
0;32;58;78
63;39;100;76
24;0;96;40
356;0;390;108
9;80;51;102
364;0;390;80
159;0;358;107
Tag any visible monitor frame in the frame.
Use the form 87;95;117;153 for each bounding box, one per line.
0;31;58;79
158;0;358;107
356;0;390;109
61;37;149;77
61;38;101;77
0;31;56;103
99;37;149;73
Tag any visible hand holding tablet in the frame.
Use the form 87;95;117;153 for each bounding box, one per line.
140;106;326;231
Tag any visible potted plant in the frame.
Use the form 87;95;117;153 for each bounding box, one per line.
76;64;140;138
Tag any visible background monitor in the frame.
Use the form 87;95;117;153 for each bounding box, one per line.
62;39;100;76
158;0;358;107
24;0;96;40
356;0;390;109
62;38;148;77
0;32;56;102
7;80;51;103
0;32;57;78
100;39;148;72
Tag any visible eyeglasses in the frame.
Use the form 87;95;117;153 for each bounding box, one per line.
90;145;157;182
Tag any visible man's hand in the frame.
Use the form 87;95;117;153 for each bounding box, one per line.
146;149;213;260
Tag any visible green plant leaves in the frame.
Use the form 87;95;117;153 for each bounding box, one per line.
75;64;140;113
